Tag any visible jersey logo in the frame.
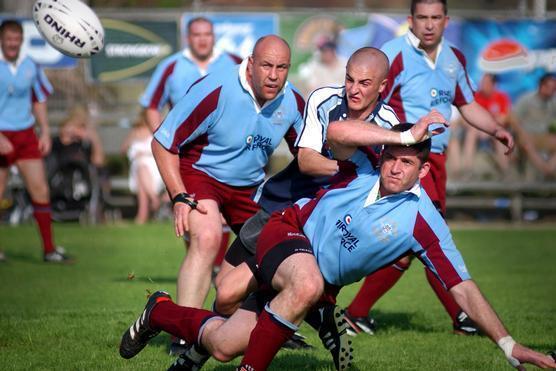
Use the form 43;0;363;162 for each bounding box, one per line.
272;110;286;125
443;62;457;79
336;217;359;252
245;134;273;151
372;219;398;243
429;88;453;107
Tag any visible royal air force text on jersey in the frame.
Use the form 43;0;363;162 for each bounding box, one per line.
245;135;273;151
336;217;360;253
430;88;453;107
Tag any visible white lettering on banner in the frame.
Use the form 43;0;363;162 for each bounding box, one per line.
105;44;172;58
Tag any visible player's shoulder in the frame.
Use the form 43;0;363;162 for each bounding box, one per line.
156;51;184;70
221;51;243;65
375;101;401;127
443;42;468;65
381;35;405;56
307;85;344;106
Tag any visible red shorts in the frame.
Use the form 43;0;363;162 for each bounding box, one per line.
179;165;260;233
0;127;42;167
420;152;447;215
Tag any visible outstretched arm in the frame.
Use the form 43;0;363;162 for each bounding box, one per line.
450;280;556;370
459;101;514;155
327;109;447;160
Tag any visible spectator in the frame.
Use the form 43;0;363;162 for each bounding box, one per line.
298;39;347;97
462;74;513;178
47;106;106;221
511;73;556;179
121;113;164;224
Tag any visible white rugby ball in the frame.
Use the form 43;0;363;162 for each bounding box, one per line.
32;0;104;58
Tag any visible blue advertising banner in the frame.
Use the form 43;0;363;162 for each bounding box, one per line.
181;13;278;58
0;18;77;68
460;20;556;101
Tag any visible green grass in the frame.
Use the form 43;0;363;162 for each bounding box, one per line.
1;223;555;370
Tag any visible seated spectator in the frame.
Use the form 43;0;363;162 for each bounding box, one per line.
46;106;106;221
461;74;513;178
297;39;347;97
121;113;164;224
510;73;556;179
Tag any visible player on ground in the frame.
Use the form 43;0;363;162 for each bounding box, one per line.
0;19;71;263
151;35;304;325
120;123;555;371
140;16;241;131
344;0;515;336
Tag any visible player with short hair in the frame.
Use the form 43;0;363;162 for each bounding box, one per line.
151;35;304;331
120;121;554;371
344;0;515;337
140;16;241;132
0;19;70;263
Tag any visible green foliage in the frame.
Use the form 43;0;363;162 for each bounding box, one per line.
0;224;555;370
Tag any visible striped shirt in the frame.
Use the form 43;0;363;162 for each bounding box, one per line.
254;85;400;213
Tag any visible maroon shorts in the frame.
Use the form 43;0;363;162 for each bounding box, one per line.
180;166;260;233
0;127;42;167
420;152;447;215
254;208;340;305
255;209;313;286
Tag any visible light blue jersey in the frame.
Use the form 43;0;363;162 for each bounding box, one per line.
0;53;52;131
154;60;304;187
139;49;241;110
381;31;475;153
295;156;470;288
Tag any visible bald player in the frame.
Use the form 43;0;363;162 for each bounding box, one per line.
151;35;305;320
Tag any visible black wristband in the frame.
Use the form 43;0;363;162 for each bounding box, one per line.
171;192;198;209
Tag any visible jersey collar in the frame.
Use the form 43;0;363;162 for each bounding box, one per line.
238;57;288;114
405;29;443;69
0;50;25;75
182;47;223;76
364;176;421;207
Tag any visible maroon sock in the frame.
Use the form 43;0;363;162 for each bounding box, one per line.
347;263;408;317
425;267;461;323
240;308;296;370
31;201;55;254
150;301;216;344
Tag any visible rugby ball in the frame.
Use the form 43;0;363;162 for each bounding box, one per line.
32;0;104;58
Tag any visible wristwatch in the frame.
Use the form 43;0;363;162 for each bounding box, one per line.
171;192;198;209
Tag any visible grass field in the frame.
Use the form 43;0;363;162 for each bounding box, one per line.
1;222;555;370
